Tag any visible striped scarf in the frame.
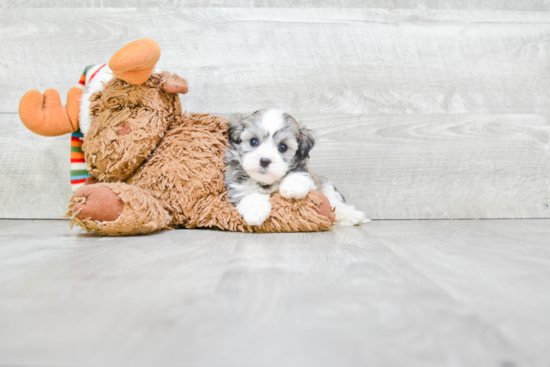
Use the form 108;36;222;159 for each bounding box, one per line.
70;64;107;192
70;129;89;191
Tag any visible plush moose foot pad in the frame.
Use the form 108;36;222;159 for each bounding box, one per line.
65;183;171;236
316;192;336;223
74;185;124;222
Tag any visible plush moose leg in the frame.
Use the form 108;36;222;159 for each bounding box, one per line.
19;87;83;136
66;183;171;236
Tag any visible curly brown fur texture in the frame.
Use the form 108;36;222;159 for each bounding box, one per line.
83;72;182;182
69;73;334;235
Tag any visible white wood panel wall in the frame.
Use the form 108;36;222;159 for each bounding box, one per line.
4;0;550;10
0;5;549;219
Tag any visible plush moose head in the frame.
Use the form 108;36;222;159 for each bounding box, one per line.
19;39;188;138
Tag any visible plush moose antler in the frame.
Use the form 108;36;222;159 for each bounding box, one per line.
19;87;83;137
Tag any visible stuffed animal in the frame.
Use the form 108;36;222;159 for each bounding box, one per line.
18;39;335;236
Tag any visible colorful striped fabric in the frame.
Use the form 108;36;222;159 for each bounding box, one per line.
71;64;109;192
70;128;90;192
78;64;107;88
78;66;89;87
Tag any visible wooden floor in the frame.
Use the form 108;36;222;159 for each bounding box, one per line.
1;219;549;367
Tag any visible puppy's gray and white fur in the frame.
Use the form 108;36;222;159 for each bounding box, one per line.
224;108;367;226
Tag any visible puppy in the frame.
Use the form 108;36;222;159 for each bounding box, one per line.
224;109;368;227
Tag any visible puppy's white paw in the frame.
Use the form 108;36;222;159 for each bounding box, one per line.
280;172;316;200
237;193;272;226
335;204;370;226
280;184;310;200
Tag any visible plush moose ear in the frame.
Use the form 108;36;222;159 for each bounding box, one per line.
227;113;246;144
161;73;188;94
297;125;316;159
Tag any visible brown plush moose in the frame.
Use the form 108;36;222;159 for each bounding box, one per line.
18;39;335;236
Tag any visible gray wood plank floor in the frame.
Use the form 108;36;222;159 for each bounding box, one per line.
1;219;549;367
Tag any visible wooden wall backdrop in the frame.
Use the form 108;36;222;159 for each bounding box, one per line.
1;2;550;219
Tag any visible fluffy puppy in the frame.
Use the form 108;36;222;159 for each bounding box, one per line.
224;108;368;226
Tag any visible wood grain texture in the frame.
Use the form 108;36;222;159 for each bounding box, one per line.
2;112;549;219
1;8;550;114
1;219;549;366
374;219;550;366
0;114;72;219
303;113;550;219
4;0;550;10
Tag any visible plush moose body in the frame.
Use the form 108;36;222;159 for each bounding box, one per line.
18;39;334;236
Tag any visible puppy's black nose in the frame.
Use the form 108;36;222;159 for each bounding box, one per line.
260;158;271;168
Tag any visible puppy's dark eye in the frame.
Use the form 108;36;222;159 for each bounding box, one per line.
250;138;259;147
278;143;287;153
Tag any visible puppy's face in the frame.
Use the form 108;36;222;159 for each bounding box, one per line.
228;109;315;185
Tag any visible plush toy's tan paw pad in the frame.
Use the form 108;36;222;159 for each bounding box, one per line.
74;185;124;222
316;192;336;223
67;183;171;236
109;38;161;85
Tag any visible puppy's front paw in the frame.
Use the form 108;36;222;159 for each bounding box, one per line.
280;172;316;200
280;184;310;200
237;193;272;226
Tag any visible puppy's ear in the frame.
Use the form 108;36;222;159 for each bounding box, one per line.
297;126;316;159
228;113;245;144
